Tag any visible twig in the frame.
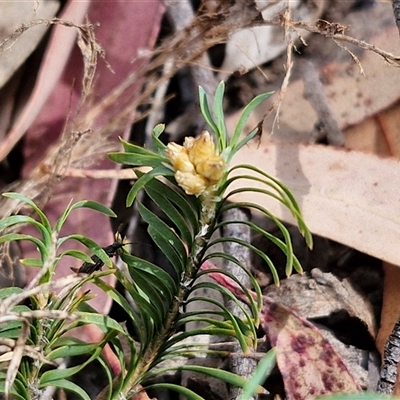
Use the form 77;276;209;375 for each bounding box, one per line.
301;60;345;146
41;166;140;180
266;7;295;134
377;311;400;394
221;207;256;400
290;18;400;66
393;0;400;38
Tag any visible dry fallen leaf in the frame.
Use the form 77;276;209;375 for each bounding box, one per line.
230;140;400;266
0;1;60;89
218;0;325;80
202;261;361;400
265;269;376;339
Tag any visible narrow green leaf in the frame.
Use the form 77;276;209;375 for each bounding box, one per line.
73;312;127;336
138;201;186;276
213;81;228;150
40;356;101;385
196;258;261;317
145;176;199;232
121;253;176;303
0;233;47;260
239;348;276;400
151;124;167;154
59;249;95;264
0;376;26;400
207;234;280;284
145;183;193;246
3;192;52;232
230;127;259;159
0;327;23;340
69;200;117;217
0;287;23;298
187;290;255;351
181;365;261;390
93;277;153;345
0;216;51;249
226;164;313;248
53;199;74;232
120;138;163;156
176;313;234;330
126;268;168;319
198;86;218;134
58;235;113;268
0;215;36;231
115;270;162;334
20;258;42;267
47;342;99;360
41;379;91;400
143;383;204;400
230;91;273;149
164;327;237;350
126;166;174;206
109;152;166;168
214;218;303;274
153;123;165;138
78;275;143;337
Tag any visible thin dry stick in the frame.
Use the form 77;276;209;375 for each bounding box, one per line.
290;18;400;66
301;60;345;147
265;7;295;134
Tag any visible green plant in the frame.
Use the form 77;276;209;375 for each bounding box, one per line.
0;82;311;399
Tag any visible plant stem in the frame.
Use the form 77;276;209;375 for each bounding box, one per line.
122;198;218;398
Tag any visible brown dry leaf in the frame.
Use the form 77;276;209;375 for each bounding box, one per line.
230;140;400;266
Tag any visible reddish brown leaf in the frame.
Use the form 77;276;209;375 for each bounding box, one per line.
261;297;361;400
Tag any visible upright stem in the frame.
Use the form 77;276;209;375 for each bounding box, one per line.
122;197;217;398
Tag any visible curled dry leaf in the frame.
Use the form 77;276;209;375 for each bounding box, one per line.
201;261;361;400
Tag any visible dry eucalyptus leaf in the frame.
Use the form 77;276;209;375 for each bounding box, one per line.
0;0;60;89
265;269;376;338
0;0;91;163
230;140;400;266
263;23;400;140
219;0;325;80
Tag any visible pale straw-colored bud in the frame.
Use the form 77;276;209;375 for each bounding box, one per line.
175;171;208;195
166;143;195;173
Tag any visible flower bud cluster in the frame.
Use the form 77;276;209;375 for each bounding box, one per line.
166;131;225;195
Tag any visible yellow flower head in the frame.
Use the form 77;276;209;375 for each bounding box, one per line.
166;131;225;195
